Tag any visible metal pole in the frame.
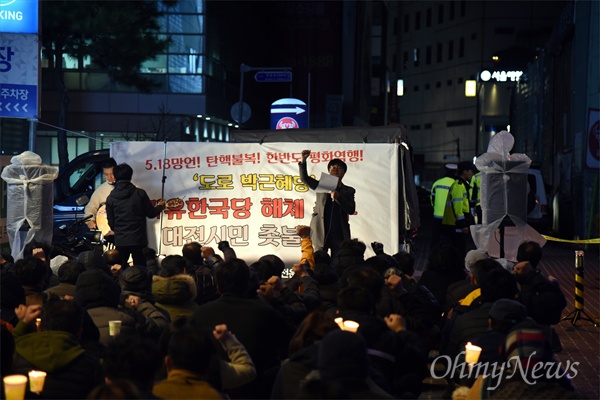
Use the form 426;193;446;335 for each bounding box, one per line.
158;137;168;255
238;64;246;129
28;119;36;152
560;250;599;326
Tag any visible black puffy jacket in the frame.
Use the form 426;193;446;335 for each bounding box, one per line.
106;181;163;247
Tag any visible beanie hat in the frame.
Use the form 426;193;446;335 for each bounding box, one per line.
78;250;108;273
120;265;152;294
489;299;527;324
318;330;368;380
50;255;69;275
464;249;489;272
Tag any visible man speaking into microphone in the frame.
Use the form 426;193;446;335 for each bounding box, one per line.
298;149;356;257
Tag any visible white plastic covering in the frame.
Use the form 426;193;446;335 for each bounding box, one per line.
1;151;58;260
470;131;546;261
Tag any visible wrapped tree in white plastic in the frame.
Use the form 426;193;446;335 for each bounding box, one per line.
1;151;58;260
471;131;545;261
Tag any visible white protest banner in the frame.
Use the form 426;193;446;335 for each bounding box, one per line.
110;142;400;268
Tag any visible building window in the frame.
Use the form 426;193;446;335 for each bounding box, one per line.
436;42;443;63
436;81;441;88
449;1;455;20
426;8;432;27
404;14;409;33
403;51;409;69
459;37;465;58
438;4;444;24
425;83;431;90
495;27;515;35
394;17;399;35
460;0;466;17
413;85;419;92
447;79;452;86
448;40;454;61
424;123;432;129
415;11;421;30
447;119;473;127
413;48;420;67
410;125;421;131
457;77;463;84
426;45;432;65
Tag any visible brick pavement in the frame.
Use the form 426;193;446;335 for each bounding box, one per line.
412;208;600;399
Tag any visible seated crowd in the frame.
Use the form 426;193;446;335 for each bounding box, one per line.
0;228;577;399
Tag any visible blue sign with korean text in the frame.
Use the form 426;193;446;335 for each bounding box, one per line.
270;98;308;130
255;71;292;83
0;33;38;119
0;83;36;118
0;0;39;34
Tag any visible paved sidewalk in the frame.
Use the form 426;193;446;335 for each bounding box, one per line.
412;208;599;399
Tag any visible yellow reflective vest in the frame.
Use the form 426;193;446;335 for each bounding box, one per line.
431;176;456;219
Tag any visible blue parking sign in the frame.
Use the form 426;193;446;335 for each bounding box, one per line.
0;83;37;118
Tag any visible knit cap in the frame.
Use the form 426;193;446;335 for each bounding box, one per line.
120;265;152;294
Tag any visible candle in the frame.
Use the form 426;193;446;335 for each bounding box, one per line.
465;342;482;364
3;375;27;400
334;317;344;330
28;370;46;394
342;320;360;333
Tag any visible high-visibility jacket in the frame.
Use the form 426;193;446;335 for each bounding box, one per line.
448;179;467;230
471;172;482;208
431;176;456;220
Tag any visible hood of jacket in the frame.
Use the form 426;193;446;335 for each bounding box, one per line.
16;331;85;372
75;269;121;309
152;273;197;304
109;181;137;200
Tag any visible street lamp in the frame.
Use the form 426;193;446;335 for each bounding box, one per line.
465;79;483;155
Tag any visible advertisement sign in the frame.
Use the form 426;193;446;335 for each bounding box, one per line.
270;98;307;130
0;0;38;34
0;32;38;119
110;141;400;269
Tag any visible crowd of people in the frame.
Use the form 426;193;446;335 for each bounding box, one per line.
0;233;576;399
0;156;579;399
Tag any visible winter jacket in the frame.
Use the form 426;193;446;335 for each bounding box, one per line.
74;268;139;345
516;269;567;325
153;369;224;399
298;161;356;252
271;344;319;399
106;181;163;247
12;329;103;399
152;273;201;322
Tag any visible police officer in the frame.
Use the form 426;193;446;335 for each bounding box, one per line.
430;164;458;249
454;161;477;258
471;170;482;224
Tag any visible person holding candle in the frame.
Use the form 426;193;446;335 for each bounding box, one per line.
10;299;103;399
